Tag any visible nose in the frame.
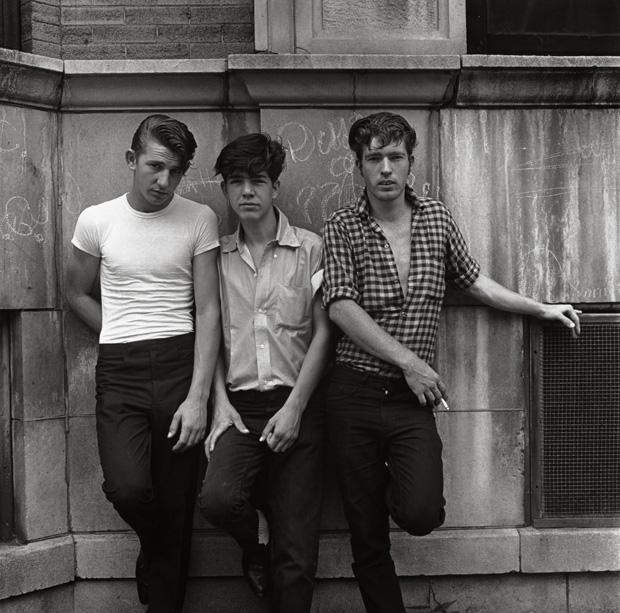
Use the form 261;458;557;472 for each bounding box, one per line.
380;158;392;175
241;179;255;196
157;169;170;188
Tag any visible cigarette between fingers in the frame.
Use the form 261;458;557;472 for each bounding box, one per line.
441;398;450;411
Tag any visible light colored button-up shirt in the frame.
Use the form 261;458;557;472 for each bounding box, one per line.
219;208;323;392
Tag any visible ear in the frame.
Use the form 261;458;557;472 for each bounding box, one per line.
408;155;414;173
126;149;137;170
272;179;280;199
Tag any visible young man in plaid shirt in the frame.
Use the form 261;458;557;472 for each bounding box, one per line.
321;112;581;613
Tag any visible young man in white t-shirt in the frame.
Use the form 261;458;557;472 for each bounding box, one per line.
66;115;220;612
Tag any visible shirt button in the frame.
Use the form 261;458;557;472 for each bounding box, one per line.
257;308;263;314
273;254;278;259
260;344;265;349
384;244;389;249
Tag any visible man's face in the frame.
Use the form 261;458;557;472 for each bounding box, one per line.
357;138;412;205
126;137;185;212
222;171;279;225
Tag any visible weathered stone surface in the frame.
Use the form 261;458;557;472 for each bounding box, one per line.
67;415;128;532
0;104;58;309
439;410;525;528
12;419;68;541
11;311;65;421
434;306;525;411
440;108;620;304
0;537;74;600
520;527;620;573
568;572;620;613
0;584;74;613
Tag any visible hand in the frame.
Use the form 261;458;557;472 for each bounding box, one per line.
539;304;582;339
402;354;448;407
168;398;207;453
259;404;302;453
205;399;249;459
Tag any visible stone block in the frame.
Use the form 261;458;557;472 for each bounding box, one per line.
0;584;74;613
434;306;525;411
75;533;139;579
63;311;98;417
156;25;221;43
73;579;144;613
0;103;59;307
0;536;74;600
91;25;157;44
125;43;191;60
569;572;620;613
11;311;65;421
12;419;68;541
68;415;129;532
439;107;620;304
520;527;620;573
125;6;191;25
439;410;525;528
61;7;125;25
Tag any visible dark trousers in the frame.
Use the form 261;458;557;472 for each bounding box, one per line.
198;385;326;613
326;365;446;613
95;333;199;613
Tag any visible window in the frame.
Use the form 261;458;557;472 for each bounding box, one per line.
467;0;620;55
1;0;21;51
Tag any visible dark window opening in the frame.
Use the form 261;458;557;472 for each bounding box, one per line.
467;0;620;55
1;0;21;51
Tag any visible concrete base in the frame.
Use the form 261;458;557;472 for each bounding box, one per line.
2;573;619;613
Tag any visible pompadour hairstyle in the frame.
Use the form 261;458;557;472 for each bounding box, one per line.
215;133;286;183
131;114;197;172
348;112;418;162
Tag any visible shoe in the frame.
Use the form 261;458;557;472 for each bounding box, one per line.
241;543;271;599
135;549;149;605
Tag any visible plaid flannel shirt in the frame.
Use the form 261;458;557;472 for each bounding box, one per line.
322;186;480;377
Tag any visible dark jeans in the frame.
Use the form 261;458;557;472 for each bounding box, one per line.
198;385;326;613
95;333;199;613
326;364;446;613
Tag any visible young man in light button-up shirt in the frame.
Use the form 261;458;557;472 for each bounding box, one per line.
198;133;332;613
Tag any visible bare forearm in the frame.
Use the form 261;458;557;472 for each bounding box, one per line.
464;273;545;316
67;293;102;333
186;309;221;405
328;299;417;372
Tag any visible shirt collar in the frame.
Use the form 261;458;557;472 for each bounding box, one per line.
221;206;300;254
353;185;423;218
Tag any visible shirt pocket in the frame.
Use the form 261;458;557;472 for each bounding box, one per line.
275;285;312;331
415;259;446;303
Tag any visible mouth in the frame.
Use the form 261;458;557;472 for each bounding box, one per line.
378;181;395;186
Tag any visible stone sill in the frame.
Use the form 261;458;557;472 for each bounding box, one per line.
3;51;620;110
2;528;619;600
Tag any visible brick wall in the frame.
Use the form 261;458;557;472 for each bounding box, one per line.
22;0;62;58
59;1;254;60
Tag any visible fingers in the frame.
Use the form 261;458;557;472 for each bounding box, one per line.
232;414;250;435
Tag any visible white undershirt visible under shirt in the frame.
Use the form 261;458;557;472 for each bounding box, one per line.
71;193;219;344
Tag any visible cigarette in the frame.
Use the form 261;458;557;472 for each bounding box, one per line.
441;398;450;411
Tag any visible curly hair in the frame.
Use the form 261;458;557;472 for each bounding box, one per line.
215;133;286;183
131;114;197;172
348;112;418;162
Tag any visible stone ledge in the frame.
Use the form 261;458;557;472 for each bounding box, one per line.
520;527;620;573
0;536;74;600
0;49;63;110
228;54;460;107
61;59;227;111
459;55;620;107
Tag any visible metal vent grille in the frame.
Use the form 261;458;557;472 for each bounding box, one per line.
532;316;620;527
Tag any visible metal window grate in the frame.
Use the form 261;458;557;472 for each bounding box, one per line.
532;316;620;526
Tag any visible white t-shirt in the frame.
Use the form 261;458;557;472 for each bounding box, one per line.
71;193;219;344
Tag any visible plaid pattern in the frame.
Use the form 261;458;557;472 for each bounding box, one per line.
322;186;480;376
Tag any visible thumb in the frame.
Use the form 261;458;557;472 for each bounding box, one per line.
168;411;181;439
232;414;249;434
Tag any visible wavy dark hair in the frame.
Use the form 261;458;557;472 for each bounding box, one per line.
131;114;197;172
215;133;286;183
348;112;418;162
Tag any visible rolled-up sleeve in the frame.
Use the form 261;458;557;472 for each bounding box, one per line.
321;216;361;310
445;213;480;290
